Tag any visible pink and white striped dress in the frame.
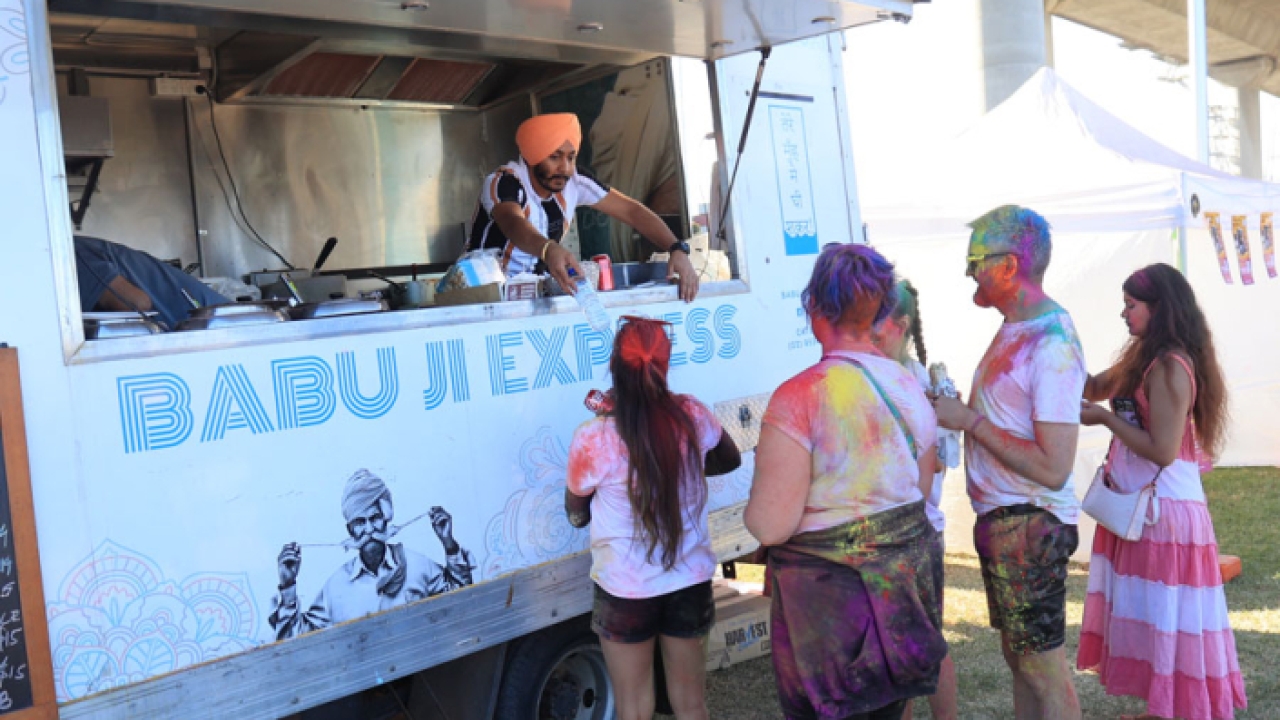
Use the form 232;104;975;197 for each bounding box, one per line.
1077;355;1247;720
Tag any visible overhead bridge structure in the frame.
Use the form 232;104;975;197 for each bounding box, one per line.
1049;0;1280;176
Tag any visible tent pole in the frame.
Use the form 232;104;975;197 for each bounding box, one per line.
1175;227;1189;274
1177;174;1190;274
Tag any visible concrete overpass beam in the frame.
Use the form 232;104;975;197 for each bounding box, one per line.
979;0;1049;110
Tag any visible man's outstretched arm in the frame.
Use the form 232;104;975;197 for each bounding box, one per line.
593;190;700;302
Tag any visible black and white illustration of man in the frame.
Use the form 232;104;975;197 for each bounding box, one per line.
269;469;475;640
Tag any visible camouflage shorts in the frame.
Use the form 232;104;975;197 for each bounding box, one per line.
974;505;1078;655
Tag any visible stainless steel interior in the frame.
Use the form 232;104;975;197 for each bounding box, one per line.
48;0;913;288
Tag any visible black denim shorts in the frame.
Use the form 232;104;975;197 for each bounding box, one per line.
591;581;715;644
973;504;1078;655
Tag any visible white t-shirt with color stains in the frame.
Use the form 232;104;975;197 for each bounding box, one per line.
566;397;723;599
762;351;938;535
965;310;1087;523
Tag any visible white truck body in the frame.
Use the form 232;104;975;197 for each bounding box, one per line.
0;0;914;716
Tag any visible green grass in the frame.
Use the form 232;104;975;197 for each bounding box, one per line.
704;467;1280;719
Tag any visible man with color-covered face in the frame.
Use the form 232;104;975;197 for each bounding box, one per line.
466;113;700;301
269;469;474;639
932;206;1085;720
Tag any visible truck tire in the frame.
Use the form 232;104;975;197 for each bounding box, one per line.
495;618;615;720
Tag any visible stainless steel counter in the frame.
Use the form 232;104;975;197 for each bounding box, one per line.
71;280;749;364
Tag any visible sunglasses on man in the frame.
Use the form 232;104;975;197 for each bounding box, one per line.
966;251;1015;275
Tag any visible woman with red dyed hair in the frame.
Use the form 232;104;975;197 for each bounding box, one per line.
1077;263;1246;720
565;317;741;720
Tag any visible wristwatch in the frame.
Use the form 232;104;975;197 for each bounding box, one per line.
668;240;691;256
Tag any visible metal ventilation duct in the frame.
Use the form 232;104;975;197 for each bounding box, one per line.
386;58;495;104
220;36;581;108
262;52;382;97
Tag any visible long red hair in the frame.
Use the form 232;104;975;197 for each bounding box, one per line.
610;319;705;570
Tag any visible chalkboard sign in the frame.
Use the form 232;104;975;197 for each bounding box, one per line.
0;424;33;712
0;348;55;719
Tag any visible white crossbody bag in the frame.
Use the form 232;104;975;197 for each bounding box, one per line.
1082;450;1163;542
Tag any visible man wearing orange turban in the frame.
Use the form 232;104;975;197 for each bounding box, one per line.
466;112;700;302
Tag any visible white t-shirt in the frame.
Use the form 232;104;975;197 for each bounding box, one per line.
907;360;961;533
566;397;723;599
762;351;938;534
966;310;1087;523
468;160;611;277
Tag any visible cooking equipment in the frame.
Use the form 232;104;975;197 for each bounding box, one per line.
83;312;163;339
312;236;338;273
258;237;349;302
611;261;669;288
176;301;290;331
287;298;387;320
368;272;408;309
187;300;289;318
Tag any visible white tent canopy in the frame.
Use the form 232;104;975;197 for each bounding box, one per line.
862;68;1280;474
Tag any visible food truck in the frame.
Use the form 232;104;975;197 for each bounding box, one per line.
0;0;918;717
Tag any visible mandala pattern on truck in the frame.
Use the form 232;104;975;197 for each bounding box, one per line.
482;426;588;579
0;2;28;107
47;541;260;701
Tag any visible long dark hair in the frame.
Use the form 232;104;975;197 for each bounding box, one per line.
889;279;927;366
610;319;705;570
1113;263;1228;458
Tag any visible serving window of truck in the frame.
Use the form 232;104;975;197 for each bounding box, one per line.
2;0;915;717
51;3;758;359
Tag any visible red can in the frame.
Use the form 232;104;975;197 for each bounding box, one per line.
584;388;615;415
592;254;614;291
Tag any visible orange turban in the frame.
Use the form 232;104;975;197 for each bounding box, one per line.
516;113;582;165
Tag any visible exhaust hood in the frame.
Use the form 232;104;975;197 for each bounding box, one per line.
213;34;586;108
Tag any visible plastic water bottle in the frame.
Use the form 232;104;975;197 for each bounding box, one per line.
568;268;610;333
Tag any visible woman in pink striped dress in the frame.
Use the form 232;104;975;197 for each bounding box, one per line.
1076;263;1246;720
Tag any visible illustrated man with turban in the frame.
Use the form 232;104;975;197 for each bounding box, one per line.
269;469;474;639
465;112;701;302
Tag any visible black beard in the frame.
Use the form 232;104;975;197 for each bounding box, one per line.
359;539;386;572
533;167;569;194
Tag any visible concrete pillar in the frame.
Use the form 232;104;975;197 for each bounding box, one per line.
1237;87;1263;179
978;0;1048;110
1211;56;1275;179
1044;1;1059;69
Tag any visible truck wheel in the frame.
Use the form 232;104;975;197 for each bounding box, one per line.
496;622;615;720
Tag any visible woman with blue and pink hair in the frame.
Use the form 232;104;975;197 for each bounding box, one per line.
745;243;947;720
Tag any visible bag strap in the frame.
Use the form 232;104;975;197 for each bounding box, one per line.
823;354;919;460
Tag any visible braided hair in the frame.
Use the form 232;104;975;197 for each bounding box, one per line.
890;279;927;366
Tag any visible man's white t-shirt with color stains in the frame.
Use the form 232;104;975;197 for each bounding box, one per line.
566;397;723;599
966;310;1087;523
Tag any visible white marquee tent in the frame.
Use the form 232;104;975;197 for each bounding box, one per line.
861;68;1280;551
